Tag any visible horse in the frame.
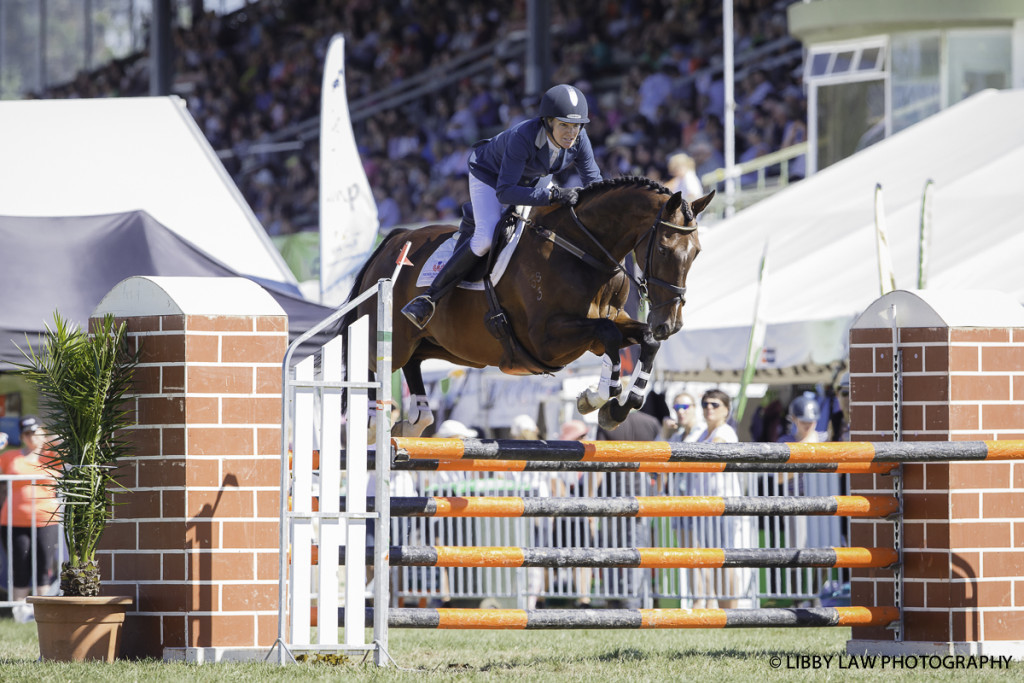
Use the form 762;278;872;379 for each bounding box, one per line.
341;176;714;435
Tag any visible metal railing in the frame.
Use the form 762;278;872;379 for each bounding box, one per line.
388;468;848;609
700;141;809;223
1;475;66;610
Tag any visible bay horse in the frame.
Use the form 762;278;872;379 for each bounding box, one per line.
341;176;714;435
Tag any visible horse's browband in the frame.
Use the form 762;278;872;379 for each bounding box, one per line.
659;219;697;233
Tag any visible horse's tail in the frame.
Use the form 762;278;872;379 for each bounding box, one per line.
333;228;414;418
332;227;415;340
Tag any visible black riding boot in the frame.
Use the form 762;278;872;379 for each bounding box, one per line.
402;240;485;329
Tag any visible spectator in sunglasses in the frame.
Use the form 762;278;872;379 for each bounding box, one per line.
685;389;751;609
661;392;704;443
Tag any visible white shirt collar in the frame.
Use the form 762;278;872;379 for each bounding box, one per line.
534;125;549;149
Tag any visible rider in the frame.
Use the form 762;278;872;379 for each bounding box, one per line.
401;83;605;329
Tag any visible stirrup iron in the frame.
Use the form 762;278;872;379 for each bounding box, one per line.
402;295;436;330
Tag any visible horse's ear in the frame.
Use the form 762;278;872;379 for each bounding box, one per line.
665;191;684;216
690;190;716;217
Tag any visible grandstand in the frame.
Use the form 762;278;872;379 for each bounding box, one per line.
3;0;804;240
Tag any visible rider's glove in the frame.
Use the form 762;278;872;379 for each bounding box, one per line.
549;186;581;207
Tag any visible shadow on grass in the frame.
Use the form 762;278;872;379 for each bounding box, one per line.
460;644;839;674
597;648;646;663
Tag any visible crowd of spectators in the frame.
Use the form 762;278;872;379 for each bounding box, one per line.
32;0;805;236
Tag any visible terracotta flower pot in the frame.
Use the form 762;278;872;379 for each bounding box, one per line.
26;596;133;662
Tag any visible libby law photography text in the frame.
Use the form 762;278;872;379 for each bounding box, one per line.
769;654;1014;671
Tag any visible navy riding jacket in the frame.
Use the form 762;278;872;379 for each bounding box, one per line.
468;118;603;206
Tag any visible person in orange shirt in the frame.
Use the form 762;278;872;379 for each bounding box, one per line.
1;416;60;620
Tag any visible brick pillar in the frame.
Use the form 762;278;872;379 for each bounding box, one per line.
91;276;287;662
846;289;1024;658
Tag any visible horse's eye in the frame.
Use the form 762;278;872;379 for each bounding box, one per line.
657;246;668;256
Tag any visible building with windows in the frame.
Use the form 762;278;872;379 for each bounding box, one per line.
788;0;1024;173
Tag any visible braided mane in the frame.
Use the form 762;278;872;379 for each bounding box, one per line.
579;175;693;223
581;175;670;196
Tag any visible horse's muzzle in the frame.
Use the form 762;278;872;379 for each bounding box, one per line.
652;321;680;341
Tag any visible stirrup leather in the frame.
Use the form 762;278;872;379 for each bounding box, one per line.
402;295;436;330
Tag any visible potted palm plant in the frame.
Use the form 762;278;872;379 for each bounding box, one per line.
16;312;140;662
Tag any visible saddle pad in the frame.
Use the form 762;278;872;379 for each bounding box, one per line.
415;207;531;291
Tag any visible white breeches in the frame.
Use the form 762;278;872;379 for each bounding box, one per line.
468;173;504;257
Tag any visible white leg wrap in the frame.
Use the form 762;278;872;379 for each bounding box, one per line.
397;395;433;437
617;367;651;406
599;358;620;401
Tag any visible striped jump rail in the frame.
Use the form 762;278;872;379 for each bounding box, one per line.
393;437;1024;464
332;545;899;569
340;495;899;518
331;606;900;630
340;453;898;475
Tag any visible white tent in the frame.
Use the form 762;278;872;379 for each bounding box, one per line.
658;88;1024;383
0;96;297;288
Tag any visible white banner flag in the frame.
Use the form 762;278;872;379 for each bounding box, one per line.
874;183;896;296
319;34;379;306
917;178;934;289
734;239;770;423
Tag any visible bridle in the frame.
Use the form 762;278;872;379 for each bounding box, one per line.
523;198;697;317
629;203;698;312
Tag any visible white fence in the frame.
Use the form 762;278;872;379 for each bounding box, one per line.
275;278;392;664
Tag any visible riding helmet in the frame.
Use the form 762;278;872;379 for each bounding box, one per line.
539;84;590;124
788;393;820;424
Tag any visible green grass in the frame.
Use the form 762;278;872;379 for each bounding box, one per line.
0;618;1019;681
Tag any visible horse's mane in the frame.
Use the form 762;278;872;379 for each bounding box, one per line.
579;175;694;222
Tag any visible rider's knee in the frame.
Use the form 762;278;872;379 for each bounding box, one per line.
469;232;492;257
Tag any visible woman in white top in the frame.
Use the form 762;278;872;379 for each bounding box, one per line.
686;389;750;608
665;153;704;203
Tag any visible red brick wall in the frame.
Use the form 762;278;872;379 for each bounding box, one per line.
848;323;1024;646
96;312;286;658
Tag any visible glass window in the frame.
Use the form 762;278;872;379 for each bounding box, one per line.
805;39;886;84
816;80;886;171
858;47;882;71
44;0;87;89
0;0;43;96
890;32;941;134
946;29;1011;106
809;52;831;78
833;51;854;73
90;0;143;64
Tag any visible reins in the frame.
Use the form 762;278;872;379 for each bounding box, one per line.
517;195;696;317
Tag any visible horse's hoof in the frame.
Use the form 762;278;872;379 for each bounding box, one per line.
598;402;630;431
577;389;603;415
625;390;646;411
391;418;432;438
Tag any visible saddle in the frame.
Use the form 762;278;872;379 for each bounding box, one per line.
419;202;562;376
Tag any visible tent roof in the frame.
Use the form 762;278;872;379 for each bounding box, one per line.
658;88;1024;383
0;212;333;368
0;96;296;287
